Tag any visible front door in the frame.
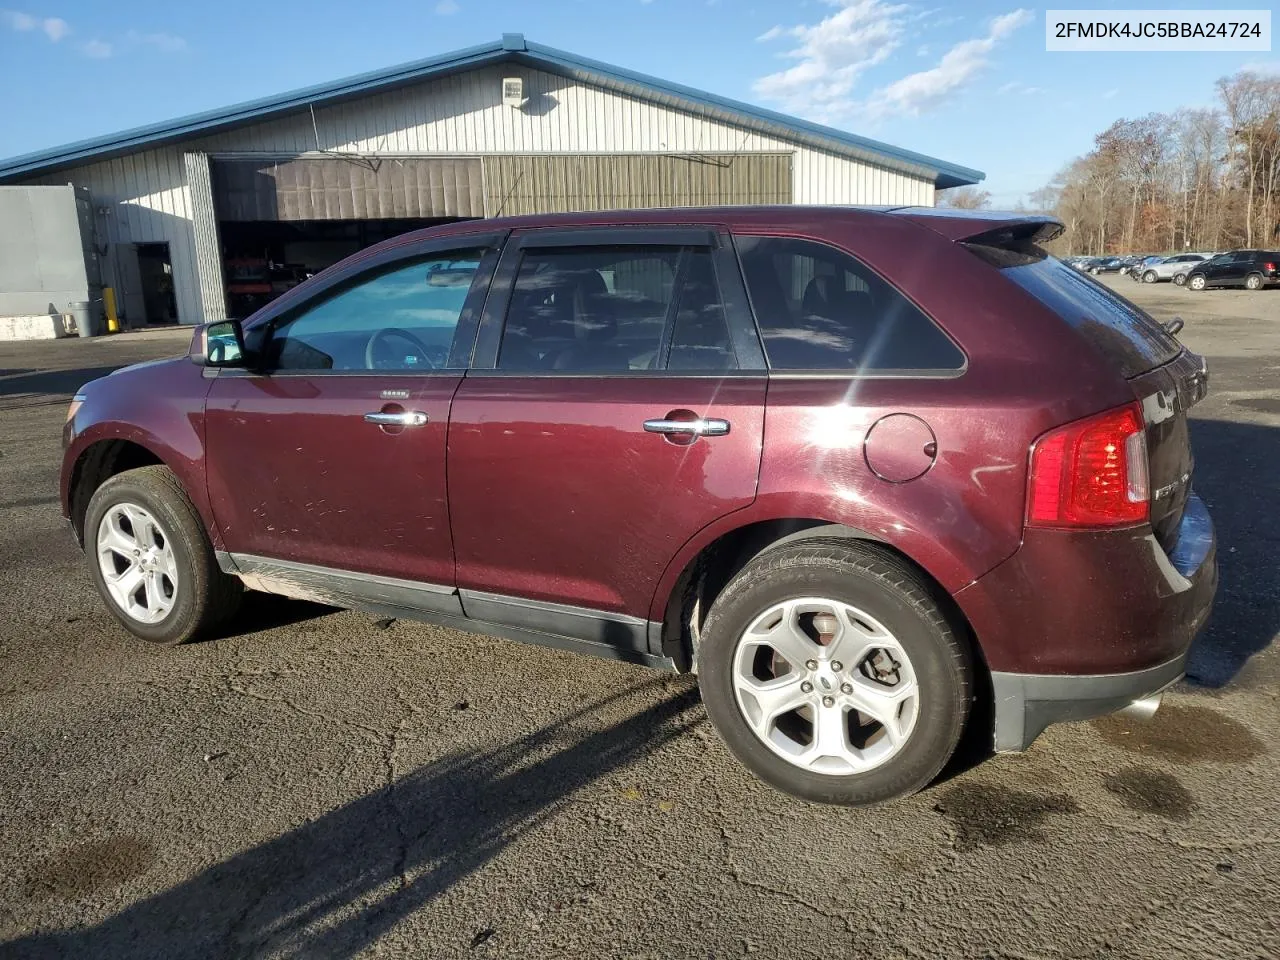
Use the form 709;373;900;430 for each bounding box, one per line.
447;227;768;649
205;239;498;588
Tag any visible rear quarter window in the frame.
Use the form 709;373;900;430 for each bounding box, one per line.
735;235;964;373
968;244;1181;377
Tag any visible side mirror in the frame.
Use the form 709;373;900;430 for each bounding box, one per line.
192;319;247;367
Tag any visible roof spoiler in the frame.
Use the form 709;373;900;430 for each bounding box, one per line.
887;208;1065;245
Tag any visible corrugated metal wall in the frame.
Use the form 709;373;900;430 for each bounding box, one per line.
24;64;934;323
484;153;791;215
212;157;485;220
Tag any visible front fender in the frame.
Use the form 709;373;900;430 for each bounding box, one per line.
60;359;217;544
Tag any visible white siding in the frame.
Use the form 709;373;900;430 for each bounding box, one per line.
29;64;935;323
28;146;199;323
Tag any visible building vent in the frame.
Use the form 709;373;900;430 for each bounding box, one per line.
502;77;525;108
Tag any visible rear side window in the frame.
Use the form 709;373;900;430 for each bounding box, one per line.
734;235;963;372
497;245;736;373
968;242;1179;377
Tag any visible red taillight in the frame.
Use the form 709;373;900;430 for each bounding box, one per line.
1027;403;1149;528
1265;262;1276;271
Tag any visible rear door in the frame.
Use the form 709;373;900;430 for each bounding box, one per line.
1218;252;1252;285
446;226;767;654
205;235;501;588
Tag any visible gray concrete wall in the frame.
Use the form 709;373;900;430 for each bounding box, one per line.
0;184;90;316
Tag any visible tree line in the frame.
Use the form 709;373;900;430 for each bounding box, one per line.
941;70;1280;256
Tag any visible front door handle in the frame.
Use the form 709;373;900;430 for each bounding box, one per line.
364;411;429;427
643;417;730;437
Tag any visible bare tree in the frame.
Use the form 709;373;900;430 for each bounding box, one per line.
937;187;992;209
1031;69;1279;255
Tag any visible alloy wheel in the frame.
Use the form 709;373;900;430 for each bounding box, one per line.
1190;275;1206;290
96;502;179;623
732;598;919;775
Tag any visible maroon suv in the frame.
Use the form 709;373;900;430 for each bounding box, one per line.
60;206;1217;805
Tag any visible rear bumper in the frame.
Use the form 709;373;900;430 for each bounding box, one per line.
961;492;1217;751
990;653;1186;752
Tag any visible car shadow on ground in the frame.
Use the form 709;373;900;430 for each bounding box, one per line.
0;366;123;399
212;592;337;641
1184;417;1278;687
4;680;704;959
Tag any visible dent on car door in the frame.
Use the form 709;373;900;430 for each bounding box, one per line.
204;237;501;598
446;228;768;657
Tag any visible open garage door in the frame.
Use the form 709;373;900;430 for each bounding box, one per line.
210;157;484;317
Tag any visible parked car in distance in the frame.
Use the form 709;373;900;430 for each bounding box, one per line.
1128;255;1165;280
1117;255;1147;276
1087;256;1125;275
1137;253;1207;283
1184;249;1280;290
60;206;1217;807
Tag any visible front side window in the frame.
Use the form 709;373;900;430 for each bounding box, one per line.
496;245;735;372
265;250;484;372
734;235;964;372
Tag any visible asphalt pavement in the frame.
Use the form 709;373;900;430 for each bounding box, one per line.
0;279;1276;959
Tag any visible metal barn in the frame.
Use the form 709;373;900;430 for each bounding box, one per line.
0;34;983;327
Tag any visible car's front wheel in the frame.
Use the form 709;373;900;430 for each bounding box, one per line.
1089;267;1101;275
696;541;972;806
1174;273;1187;286
1188;274;1207;291
1143;270;1158;283
84;466;242;645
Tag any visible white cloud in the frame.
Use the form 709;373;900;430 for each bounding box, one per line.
1239;61;1280;74
1;9;37;30
126;29;186;52
997;79;1042;95
861;8;1032;119
1102;87;1119;99
2;9;68;41
753;0;910;120
81;38;111;58
434;0;459;12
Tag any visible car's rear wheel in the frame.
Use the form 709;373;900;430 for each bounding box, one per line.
1246;273;1263;290
1188;274;1207;291
1143;270;1158;283
85;466;242;645
696;541;972;806
1174;273;1187;286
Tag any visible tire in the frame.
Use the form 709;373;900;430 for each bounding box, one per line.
1174;273;1187;286
1246;273;1263;290
1089;267;1100;275
696;540;972;806
84;465;242;645
1143;271;1158;283
1188;274;1206;291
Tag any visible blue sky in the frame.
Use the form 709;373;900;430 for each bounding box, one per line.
0;1;1273;205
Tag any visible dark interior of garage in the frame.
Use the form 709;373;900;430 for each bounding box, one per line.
218;217;470;318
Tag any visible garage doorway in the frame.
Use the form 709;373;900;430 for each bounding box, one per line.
135;242;178;324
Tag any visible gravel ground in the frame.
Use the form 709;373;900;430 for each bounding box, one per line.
0;277;1276;959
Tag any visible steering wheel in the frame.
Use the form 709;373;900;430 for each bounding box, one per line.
364;327;439;371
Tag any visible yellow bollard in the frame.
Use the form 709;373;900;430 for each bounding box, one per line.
104;287;120;333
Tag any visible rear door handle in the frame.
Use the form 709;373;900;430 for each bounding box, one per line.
364;411;429;427
643;417;730;437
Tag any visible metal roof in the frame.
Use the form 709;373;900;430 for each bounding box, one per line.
0;33;984;188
